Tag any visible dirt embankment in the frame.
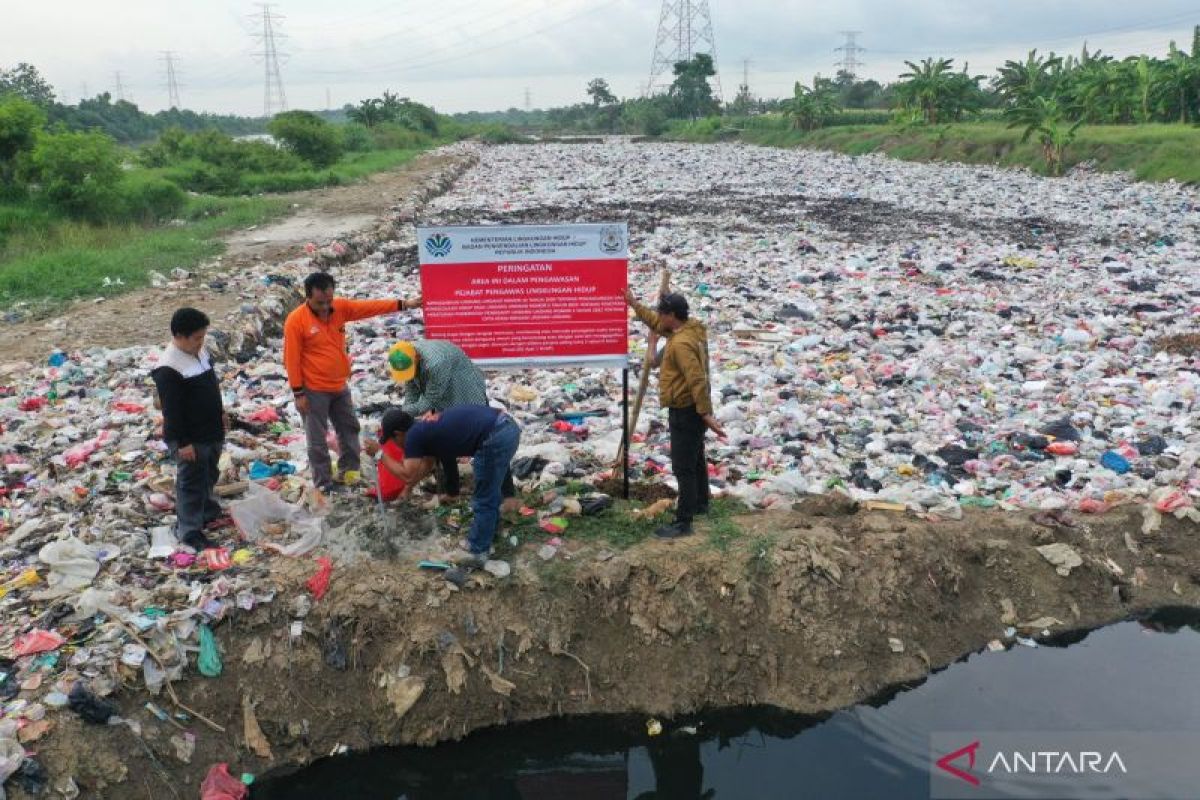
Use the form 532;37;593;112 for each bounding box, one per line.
0;150;469;362
34;504;1200;798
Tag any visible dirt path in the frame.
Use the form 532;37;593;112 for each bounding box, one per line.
0;151;461;363
29;503;1200;798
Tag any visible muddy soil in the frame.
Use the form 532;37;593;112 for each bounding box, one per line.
0;152;463;362
25;504;1200;799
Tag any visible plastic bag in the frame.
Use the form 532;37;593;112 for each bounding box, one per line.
231;483;307;541
35;538;102;597
306;557;333;601
0;730;22;789
200;763;248;800
68;683;118;724
197;625;222;678
13;629;65;656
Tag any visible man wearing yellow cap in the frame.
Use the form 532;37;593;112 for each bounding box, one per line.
387;339;491;497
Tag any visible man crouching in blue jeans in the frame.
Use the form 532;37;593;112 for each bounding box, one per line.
366;405;521;566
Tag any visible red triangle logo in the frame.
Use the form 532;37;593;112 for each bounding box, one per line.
936;740;981;787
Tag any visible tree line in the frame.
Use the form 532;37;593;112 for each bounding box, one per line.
0;63;265;144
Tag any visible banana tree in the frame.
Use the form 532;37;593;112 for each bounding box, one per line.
1007;96;1083;176
788;78;839;130
896;57;956;123
1160;44;1200;123
995;50;1064;108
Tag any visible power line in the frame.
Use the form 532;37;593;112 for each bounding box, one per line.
835;30;865;78
291;0;542;56
304;0;618;77
160;51;182;108
251;3;288;117
646;0;723;98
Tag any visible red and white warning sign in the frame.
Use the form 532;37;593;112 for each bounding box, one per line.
415;223;629;368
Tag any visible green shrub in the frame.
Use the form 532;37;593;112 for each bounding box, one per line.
161;159;241;195
235;170;334;194
369;122;431;150
475;124;530;144
0;95;45;195
137;126;188;168
140;128;302;176
267;110;343;167
27;130;123;221
340;122;373;152
117;172;186;222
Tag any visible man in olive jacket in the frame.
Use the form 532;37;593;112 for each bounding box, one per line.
626;289;726;538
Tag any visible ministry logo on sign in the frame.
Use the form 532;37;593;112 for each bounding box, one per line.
424;233;452;258
598;226;624;254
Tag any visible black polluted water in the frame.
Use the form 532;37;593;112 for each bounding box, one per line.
254;609;1200;800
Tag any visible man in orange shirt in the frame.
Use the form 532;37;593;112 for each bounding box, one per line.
284;271;421;492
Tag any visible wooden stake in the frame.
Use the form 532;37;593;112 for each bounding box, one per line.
615;268;670;469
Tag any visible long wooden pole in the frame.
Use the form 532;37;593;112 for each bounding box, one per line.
615;268;670;469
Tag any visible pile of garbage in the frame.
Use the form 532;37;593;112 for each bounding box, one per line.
0;149;478;790
422;140;1200;520
0;138;1198;789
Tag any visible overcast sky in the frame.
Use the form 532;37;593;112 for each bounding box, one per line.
5;1;1200;116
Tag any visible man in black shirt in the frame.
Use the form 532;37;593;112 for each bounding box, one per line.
151;308;225;550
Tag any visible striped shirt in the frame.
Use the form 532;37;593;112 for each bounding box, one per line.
401;339;488;416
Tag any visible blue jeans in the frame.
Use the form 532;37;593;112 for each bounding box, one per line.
467;416;521;554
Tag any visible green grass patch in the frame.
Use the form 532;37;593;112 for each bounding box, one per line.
554;503;657;550
324;148;426;183
703;497;747;553
671;118;1200;183
0;142;433;311
0;195;287;311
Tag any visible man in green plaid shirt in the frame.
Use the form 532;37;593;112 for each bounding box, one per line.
386;339;514;498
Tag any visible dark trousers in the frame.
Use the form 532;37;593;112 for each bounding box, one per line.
173;441;223;539
668;406;710;525
438;455;515;498
303;387;361;490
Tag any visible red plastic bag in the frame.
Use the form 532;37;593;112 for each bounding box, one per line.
1155;491;1191;514
247;407;280;424
13;629;66;656
371;440;407;501
200;763;248;800
306;556;333;600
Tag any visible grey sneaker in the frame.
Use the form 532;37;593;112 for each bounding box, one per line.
457;538;494;556
451;548;488;569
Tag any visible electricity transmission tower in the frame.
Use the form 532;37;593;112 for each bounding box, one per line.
732;57;755;113
524;87;531;111
834;30;865;79
252;3;288;117
113;71;127;102
645;0;722;98
160;52;182;108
